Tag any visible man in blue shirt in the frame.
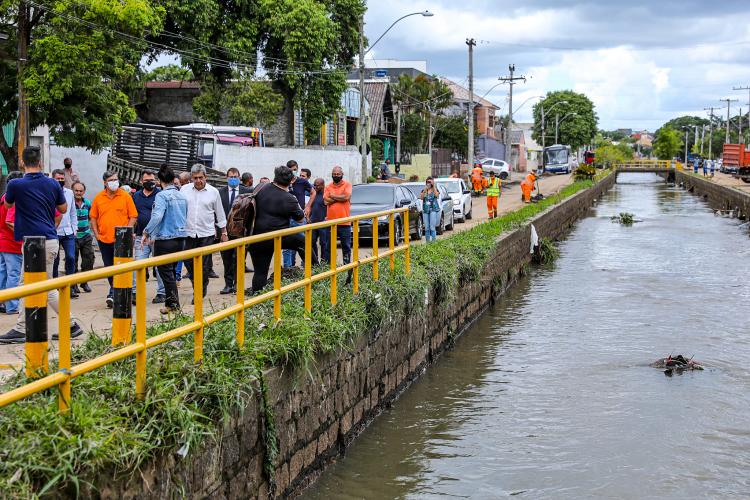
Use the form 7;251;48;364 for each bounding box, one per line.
131;170;165;303
0;147;83;343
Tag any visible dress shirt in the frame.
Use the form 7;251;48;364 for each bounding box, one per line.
56;187;78;237
181;182;226;238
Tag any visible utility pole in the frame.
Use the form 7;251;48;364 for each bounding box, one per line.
498;64;526;169
700;125;705;154
739;108;743;141
684;129;689;164
395;104;401;168
358;14;367;182
466;38;476;171
733;85;750;143
720;98;738;144
704;107;715;159
17;1;30;171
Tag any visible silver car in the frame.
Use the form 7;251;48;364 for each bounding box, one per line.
402;182;455;234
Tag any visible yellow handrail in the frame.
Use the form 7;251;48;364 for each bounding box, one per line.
0;207;410;410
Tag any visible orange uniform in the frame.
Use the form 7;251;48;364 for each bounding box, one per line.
520;173;536;203
471;166;484;193
485;176;500;218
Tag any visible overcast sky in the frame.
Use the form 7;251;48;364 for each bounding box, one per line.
364;0;750;131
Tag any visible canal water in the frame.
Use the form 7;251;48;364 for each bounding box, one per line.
304;173;750;499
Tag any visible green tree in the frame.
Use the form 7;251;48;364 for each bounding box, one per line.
531;90;598;151
392;74;453;152
192;75;284;127
653;127;683;160
144;64;193;82
433;115;469;156
0;0;164;170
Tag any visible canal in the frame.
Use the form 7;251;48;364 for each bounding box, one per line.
304;173;750;499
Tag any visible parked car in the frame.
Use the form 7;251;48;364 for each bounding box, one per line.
402;182;455;235
350;184;422;244
434;178;473;223
480;158;511;179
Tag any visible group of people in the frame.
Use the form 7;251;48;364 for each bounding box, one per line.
692;157;716;177
0;149;353;343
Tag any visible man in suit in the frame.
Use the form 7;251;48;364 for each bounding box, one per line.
218;167;252;294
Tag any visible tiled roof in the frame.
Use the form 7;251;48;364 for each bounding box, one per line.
363;82;389;132
439;77;499;109
145;81;201;89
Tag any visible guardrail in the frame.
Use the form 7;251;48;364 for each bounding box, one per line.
0;208;410;411
614;159;682;170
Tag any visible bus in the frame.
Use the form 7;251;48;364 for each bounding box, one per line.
543;144;576;174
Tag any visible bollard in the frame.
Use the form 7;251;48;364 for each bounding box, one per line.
112;226;134;345
23;236;48;378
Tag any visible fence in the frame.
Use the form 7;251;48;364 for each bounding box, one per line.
0;208;410;411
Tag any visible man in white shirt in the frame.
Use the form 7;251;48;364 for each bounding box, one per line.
51;169;79;298
181;164;228;298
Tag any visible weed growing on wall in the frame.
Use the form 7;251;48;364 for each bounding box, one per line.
0;175;606;497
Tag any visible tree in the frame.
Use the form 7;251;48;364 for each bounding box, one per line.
144;64;193;82
192;76;284;127
392;74;453;153
531;90;598;151
653;127;683;160
433;115;469;156
0;0;164;170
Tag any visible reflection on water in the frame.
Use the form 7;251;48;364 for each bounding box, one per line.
304;174;750;499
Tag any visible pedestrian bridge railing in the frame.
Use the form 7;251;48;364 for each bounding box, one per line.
614;160;683;170
0;207;410;411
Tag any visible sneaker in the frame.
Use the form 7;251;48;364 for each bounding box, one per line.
71;285;81;295
81;283;92;293
152;294;166;304
71;288;80;299
0;328;25;344
52;323;84;340
106;297;114;308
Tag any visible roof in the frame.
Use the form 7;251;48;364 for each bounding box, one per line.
362;82;389;133
510;130;524;145
145;81;201;89
439;77;499;109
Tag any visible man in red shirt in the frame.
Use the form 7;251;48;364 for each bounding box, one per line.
0;171;23;314
323;166;352;273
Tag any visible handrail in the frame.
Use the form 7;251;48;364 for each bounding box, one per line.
0;207;411;410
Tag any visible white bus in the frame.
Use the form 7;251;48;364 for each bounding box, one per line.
543;144;577;174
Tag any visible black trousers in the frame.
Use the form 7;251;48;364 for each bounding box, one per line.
75;233;95;277
154;238;185;310
220;239;239;289
183;236;214;297
97;240;115;293
248;233;318;293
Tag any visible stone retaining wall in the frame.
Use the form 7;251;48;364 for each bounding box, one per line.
98;174;616;499
676;171;750;219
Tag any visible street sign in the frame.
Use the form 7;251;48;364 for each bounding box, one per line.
375;70;387;78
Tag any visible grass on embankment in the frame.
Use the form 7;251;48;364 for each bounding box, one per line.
0;176;603;498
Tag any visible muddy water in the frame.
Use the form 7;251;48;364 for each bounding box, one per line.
304;173;750;499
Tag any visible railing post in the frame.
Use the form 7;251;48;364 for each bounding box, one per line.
112;227;134;346
135;267;147;399
193;254;204;363
372;216;379;281
23;236;48;378
403;209;410;274
57;283;71;412
304;229;312;313
389;213;395;272
330;224;337;305
235;244;246;348
273;236;281;320
352;221;360;293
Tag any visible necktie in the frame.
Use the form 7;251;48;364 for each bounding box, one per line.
230;189;236;207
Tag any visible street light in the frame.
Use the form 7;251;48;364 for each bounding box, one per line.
555;112;577;144
540;100;568;171
358;11;434;181
682;126;691;164
513;95;543;115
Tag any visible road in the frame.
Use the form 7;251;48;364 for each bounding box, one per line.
0;173;574;369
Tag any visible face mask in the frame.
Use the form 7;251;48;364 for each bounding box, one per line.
58;180;65;188
143;180;156;190
332;175;343;183
228;177;240;188
107;180;119;191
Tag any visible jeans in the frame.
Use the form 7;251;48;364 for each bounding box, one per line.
184;236;214;297
422;211;439;242
175;260;183;281
53;234;76;278
97;240;115;297
75;233;95;278
0;252;22;312
13;239;62;332
249;232;318;293
154;238;185;310
132;237;165;296
282;219;304;267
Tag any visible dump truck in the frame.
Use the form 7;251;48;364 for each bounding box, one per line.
721;144;750;182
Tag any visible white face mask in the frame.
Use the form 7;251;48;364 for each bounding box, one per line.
107;180;120;191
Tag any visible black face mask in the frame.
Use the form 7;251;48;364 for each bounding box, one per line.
58;180;65;188
143;180;156;190
332;175;343;183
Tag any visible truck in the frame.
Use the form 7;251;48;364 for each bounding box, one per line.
721;144;750;181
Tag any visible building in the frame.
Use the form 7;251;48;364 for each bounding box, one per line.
509;130;527;172
347;60;429;84
517;122;542;171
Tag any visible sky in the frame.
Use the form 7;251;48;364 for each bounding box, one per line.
364;0;750;131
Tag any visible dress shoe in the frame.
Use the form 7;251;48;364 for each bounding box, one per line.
245;267;253;273
52;323;84;340
71;284;81;295
220;286;236;295
0;328;24;344
0;304;6;314
152;294;166;304
81;283;92;293
71;289;80;299
207;270;220;279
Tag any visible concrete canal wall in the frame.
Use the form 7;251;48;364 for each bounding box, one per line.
675;170;750;219
98;174;616;499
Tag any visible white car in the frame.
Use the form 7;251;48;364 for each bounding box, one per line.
480;158;511;179
435;178;473;223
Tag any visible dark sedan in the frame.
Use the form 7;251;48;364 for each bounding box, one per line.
350;184;422;243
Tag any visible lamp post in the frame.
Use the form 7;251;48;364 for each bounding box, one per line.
540;100;568;172
682;126;691;164
358;11;433;182
555;112;577;144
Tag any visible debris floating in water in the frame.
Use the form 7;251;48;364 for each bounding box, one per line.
651;354;704;376
611;212;640;225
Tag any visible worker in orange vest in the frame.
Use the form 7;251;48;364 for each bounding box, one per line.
520;171;536;203
471;164;484;195
485;171;501;218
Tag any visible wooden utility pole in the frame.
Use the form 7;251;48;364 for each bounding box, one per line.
17;1;30;171
703;107;715;159
466;38;476;170
498;64;526;168
720;98;738;144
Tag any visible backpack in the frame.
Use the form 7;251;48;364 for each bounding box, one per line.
226;184;268;238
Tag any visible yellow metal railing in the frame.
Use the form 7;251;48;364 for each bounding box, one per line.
0;207;410;411
615;159;676;169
